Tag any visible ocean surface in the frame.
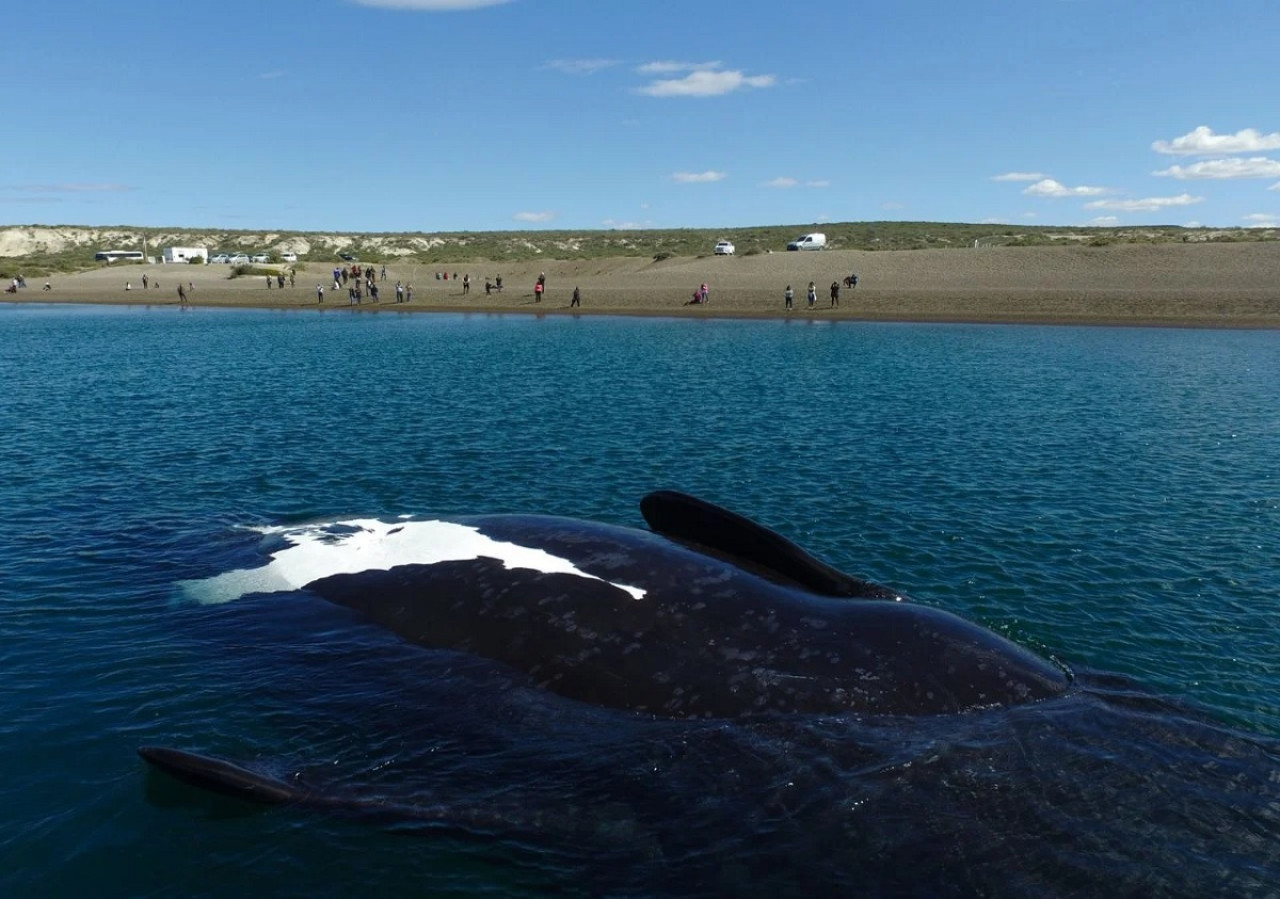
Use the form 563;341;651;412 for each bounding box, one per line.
1;303;1278;896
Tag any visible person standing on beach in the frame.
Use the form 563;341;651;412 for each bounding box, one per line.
830;281;840;307
462;274;470;295
534;280;544;302
177;283;187;305
700;282;709;304
142;273;149;290
784;285;794;310
316;284;324;303
807;282;817;308
571;286;581;307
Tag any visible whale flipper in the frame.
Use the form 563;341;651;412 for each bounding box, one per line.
639;490;899;599
139;746;305;805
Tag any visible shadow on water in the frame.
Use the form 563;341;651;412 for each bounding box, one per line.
150;591;1280;897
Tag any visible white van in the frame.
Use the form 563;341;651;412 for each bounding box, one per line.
787;233;826;251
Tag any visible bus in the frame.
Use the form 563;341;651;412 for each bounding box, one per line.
94;250;145;263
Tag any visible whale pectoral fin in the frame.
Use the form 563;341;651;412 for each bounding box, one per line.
139;746;305;805
640;491;900;599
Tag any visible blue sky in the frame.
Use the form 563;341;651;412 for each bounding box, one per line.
4;0;1278;232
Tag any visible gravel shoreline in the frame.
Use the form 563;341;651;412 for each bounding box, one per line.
8;242;1279;328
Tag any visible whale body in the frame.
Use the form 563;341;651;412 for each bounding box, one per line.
139;493;1280;896
175;490;1069;719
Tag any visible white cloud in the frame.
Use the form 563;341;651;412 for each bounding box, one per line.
353;0;512;9
1243;213;1279;228
1154;157;1280;179
1270;182;1280;191
636;60;722;74
1084;194;1204;213
991;172;1048;182
765;177;830;189
1022;178;1108;197
637;68;775;98
602;218;654;229
545;58;619;75
4;183;132;193
1152;126;1280;156
513;211;555;222
671;171;726;183
1088;216;1120;226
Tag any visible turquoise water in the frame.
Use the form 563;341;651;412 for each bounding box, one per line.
1;304;1278;895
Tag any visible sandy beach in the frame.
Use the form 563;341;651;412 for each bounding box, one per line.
8;242;1280;328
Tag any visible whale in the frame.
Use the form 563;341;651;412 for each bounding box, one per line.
169;490;1069;722
140;493;1280;895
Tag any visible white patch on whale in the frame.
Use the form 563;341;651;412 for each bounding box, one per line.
181;518;647;605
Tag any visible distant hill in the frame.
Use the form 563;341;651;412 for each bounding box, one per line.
1;221;1275;276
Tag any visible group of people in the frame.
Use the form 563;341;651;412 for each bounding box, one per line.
332;264;377;290
326;264;392;304
784;274;858;311
119;272;203;303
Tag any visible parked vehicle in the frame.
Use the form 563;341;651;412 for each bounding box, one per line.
280;253;298;263
229;254;251;265
787;233;827;251
251;254;270;264
714;240;735;256
210;254;231;264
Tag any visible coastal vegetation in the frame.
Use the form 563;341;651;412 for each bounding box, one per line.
1;220;1276;279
